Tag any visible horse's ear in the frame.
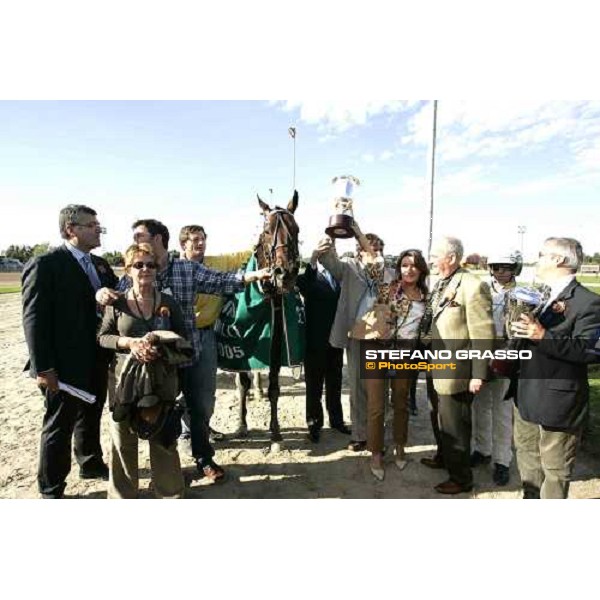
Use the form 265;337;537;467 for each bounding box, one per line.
287;190;299;214
257;194;270;213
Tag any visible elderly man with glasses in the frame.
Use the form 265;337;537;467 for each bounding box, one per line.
22;204;119;498
419;236;495;494
510;237;600;499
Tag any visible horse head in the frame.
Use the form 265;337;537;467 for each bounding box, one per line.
256;190;300;295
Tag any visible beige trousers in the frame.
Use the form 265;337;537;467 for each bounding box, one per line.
346;338;369;441
108;418;185;499
513;407;580;499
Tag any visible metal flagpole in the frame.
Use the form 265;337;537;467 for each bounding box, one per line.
518;225;527;256
427;101;438;259
288;126;297;190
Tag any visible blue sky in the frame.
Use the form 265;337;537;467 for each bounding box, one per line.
1;100;599;261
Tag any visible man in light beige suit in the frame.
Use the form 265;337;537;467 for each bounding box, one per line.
316;227;385;452
421;236;495;494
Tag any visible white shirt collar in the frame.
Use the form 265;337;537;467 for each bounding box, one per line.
545;274;575;307
316;262;328;275
64;240;90;262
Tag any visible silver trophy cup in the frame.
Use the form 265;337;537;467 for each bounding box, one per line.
325;175;360;239
505;286;545;339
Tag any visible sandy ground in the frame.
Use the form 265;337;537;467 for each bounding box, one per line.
1;291;599;499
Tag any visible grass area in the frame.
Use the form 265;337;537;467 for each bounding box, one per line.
585;374;600;458
578;273;600;282
467;269;600;291
0;286;20;294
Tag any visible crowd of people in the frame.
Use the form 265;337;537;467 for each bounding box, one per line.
21;204;600;499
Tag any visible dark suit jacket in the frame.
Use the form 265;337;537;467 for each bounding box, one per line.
517;279;600;429
296;264;340;351
22;245;118;392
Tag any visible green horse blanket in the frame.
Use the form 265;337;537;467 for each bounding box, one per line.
215;254;306;371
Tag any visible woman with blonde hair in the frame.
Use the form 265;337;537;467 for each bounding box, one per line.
98;242;189;498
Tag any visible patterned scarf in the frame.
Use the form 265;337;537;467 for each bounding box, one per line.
419;273;454;340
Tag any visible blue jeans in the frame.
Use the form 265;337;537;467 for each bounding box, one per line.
179;329;218;462
179;363;213;463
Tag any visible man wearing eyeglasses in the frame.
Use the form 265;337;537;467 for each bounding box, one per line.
22;204;118;498
419;236;495;495
510;237;600;499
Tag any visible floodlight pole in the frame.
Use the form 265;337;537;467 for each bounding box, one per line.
289;126;297;190
427;100;438;259
518;225;527;256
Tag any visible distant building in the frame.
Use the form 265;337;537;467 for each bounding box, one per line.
580;264;600;275
0;257;24;272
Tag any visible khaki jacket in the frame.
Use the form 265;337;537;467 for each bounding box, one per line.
431;269;495;395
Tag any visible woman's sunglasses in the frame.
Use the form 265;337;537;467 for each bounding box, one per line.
130;261;157;270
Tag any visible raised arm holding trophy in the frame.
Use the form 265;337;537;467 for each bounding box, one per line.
326;175;360;239
316;175;391;454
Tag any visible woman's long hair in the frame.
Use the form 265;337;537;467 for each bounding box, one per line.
396;249;429;296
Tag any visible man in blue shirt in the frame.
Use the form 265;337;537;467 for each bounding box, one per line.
22;204;118;498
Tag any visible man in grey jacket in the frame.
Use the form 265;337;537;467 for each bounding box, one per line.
316;226;385;451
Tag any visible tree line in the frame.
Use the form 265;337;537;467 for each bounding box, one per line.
2;245;253;269
4;244;600;268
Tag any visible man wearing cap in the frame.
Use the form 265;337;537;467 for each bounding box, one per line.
22;204;118;498
511;237;600;499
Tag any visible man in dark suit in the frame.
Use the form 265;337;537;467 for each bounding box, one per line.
511;237;600;499
296;249;350;443
22;204;118;498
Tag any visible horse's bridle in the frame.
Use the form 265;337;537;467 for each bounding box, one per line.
257;208;299;294
260;208;299;268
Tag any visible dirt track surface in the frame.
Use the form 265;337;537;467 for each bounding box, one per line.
1;292;599;499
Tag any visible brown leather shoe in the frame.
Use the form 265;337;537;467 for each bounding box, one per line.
420;455;445;469
434;480;473;495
